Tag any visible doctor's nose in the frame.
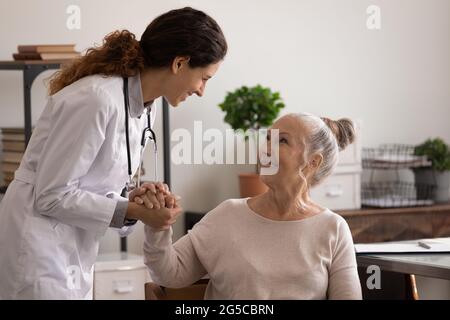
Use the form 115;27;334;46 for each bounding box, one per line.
195;83;205;97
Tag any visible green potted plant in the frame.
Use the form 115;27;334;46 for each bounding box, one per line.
219;84;285;197
414;138;450;203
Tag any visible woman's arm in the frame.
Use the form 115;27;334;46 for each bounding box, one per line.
327;220;363;300
143;226;207;288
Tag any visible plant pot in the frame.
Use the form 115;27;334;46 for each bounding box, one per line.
413;168;450;203
238;173;268;198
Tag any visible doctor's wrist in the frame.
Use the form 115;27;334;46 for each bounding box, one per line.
125;202;144;221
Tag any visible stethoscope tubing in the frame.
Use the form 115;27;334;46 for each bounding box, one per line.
123;77;157;190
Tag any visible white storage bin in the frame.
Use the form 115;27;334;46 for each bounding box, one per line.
94;252;150;300
310;125;362;211
310;169;361;210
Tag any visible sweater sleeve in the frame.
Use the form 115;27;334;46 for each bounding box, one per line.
327;219;363;300
143;226;207;288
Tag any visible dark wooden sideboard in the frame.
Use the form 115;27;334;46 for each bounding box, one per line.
336;203;450;243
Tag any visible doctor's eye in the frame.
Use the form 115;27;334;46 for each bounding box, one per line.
280;138;288;144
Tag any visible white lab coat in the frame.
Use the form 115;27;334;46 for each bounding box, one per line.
0;73;156;299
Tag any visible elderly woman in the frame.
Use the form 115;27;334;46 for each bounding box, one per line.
141;113;362;299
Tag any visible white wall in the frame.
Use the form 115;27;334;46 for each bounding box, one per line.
1;0;449;258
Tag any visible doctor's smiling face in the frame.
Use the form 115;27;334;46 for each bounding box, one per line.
164;56;222;107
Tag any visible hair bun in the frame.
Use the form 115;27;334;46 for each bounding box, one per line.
321;117;356;151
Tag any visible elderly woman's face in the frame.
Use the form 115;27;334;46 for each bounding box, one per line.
260;115;309;186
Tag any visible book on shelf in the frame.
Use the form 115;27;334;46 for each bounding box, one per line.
1;127;25;134
13;52;81;61
1;162;20;173
17;44;76;53
1;161;19;185
2;171;14;182
1;128;26;186
13;44;80;61
1;127;27;142
2;141;25;152
1;133;25;142
2;151;24;164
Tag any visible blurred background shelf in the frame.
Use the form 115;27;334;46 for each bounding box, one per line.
362;144;435;208
337;202;450;243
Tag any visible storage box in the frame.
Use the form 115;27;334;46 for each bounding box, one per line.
310;134;362;210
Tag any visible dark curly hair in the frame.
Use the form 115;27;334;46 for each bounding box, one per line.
49;7;227;95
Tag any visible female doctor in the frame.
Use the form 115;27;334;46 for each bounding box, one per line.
0;7;227;299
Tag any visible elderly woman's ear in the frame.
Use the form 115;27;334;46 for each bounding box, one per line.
299;153;323;181
309;153;323;169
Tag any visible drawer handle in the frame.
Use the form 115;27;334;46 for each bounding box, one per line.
326;186;344;197
113;281;134;294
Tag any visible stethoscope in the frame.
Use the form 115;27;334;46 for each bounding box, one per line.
123;77;158;192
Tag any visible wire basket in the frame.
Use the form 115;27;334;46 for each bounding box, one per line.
362;144;431;169
361;181;436;208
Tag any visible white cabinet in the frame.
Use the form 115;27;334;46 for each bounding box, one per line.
94;252;150;300
310;133;362;210
310;169;361;210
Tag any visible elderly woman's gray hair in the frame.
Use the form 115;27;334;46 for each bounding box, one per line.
291;113;356;187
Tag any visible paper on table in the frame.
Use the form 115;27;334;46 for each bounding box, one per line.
354;238;450;254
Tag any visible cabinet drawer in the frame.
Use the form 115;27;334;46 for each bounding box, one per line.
310;173;361;210
94;268;147;300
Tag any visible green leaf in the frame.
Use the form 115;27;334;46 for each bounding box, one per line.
414;138;450;171
218;84;285;133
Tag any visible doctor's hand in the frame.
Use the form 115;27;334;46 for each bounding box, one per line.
129;182;170;209
126;201;182;231
136;190;181;210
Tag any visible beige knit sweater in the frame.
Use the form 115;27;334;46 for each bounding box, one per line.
144;198;362;300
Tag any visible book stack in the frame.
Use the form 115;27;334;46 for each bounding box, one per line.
12;44;80;61
1;128;26;186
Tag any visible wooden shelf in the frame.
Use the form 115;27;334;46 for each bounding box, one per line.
0;60;66;144
337;203;450;243
337;203;450;217
0;60;72;66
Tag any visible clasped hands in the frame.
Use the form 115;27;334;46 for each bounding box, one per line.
125;182;182;231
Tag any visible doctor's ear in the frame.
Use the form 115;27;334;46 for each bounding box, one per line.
171;56;190;74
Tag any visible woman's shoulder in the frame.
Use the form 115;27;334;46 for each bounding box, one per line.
52;74;122;101
188;198;245;238
201;198;247;222
316;208;352;235
50;75;123;114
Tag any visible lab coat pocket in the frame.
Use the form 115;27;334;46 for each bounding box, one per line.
53;221;78;257
20;216;59;280
24;215;57;248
